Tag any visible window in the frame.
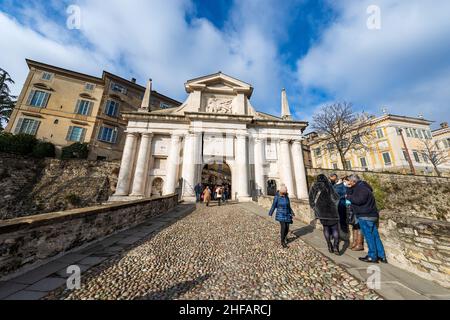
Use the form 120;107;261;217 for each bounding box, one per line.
85;83;95;91
41;72;53;81
98;126;118;144
75;100;93;116
153;158;166;170
413;129;419;138
332;163;338;170
327;143;335;151
376;128;384;139
26;90;50;108
345;160;352;170
382;152;392;165
353;135;362;143
111;82;127;95
422;153;429;163
314;148;321;157
418;130;424;139
405;128;412;138
160;102;170;109
413;151;421;163
14;118;41;135
443;139;450;149
360;157;368;168
105;100;120;117
66;126;86;142
402;149;409;160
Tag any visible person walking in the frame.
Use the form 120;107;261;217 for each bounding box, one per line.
309;174;341;255
346;174;387;264
268;185;295;248
194;183;203;203
203;186;212;207
216;186;223;206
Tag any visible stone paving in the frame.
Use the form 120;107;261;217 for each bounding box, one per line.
44;203;381;300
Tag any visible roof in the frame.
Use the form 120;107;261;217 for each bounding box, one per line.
26;59;182;106
373;113;434;126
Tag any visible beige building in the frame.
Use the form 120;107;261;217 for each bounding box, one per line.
307;114;442;176
5;59;181;160
432;122;450;175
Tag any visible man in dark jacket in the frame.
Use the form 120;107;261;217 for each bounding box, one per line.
346;174;387;264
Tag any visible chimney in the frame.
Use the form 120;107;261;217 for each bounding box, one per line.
131;78;136;83
441;122;449;129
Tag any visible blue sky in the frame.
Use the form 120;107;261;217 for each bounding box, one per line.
1;0;449;129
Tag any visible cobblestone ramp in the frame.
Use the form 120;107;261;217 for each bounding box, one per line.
46;204;382;300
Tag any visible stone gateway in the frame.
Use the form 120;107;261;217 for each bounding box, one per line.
110;72;309;202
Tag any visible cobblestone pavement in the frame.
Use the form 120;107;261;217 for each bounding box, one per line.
45;204;382;300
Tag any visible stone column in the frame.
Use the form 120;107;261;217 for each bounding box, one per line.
114;132;138;196
163;133;182;195
130;133;153;197
280;139;296;198
291;139;309;199
236;133;250;199
254;137;266;196
181;133;200;199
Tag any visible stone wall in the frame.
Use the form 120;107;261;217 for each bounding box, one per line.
379;213;450;288
0;153;121;220
0;195;178;278
257;196;314;226
306;168;450;221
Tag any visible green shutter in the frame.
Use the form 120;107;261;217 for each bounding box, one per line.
14;118;24;134
26;90;35;105
112;129;118;144
66;126;74;141
88;101;93;116
42;92;50;108
30;120;41;136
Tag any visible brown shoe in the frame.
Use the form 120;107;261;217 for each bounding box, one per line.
352;231;365;251
350;230;358;250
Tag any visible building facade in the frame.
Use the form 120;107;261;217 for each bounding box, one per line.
432;122;450;175
110;72;309;202
307;114;442;175
5;60;181;160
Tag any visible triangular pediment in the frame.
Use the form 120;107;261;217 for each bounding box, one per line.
185;72;254;98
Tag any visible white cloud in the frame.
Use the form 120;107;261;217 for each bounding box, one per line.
1;0;293;117
297;0;450;126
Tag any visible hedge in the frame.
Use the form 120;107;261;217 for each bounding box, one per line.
61;142;89;159
0;133;56;158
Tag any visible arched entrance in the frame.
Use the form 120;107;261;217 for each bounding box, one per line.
151;177;164;197
201;162;232;200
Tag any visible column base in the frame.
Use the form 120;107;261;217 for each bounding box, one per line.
182;196;197;203
237;196;253;203
109;195;147;202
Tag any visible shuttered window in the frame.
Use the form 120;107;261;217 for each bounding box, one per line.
26;90;50;108
14;118;41;136
382;152;392;165
98;126;118;144
66;126;86;142
75;100;93;116
105;100;119;117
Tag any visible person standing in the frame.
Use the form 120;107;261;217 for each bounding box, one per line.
203;186;212;207
194;183;203;203
268;185;295;248
346;174;387;264
332;175;350;243
309;174;341;255
343;177;364;251
216;186;223;206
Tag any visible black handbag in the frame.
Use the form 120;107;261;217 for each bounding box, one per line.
347;206;357;225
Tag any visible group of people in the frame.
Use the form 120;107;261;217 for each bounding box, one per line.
195;183;230;207
268;173;387;264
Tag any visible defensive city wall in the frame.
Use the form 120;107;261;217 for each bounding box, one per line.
0;154;449;287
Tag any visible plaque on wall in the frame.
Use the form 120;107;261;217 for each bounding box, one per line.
152;136;170;156
265;141;278;160
203;134;234;157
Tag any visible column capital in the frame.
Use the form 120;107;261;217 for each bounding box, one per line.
141;132;154;138
236;132;249;140
280;139;291;145
124;131;139;137
292;139;303;145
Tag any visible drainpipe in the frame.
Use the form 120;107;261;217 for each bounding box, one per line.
399;128;416;175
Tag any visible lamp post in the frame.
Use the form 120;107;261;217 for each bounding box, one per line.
399;128;416;175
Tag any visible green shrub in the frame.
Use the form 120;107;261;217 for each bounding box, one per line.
0;132;37;155
32;141;56;158
362;174;387;211
65;194;82;206
61;143;89;159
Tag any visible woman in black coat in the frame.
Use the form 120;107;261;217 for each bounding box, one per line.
309;174;341;255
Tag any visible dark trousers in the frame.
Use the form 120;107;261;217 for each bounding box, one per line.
323;223;339;248
280;222;290;244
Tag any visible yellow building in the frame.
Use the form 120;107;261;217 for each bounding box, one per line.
432;122;450;175
5;59;181;160
307;114;441;176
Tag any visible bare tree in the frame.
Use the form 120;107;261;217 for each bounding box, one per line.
311;102;373;170
420;139;449;177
